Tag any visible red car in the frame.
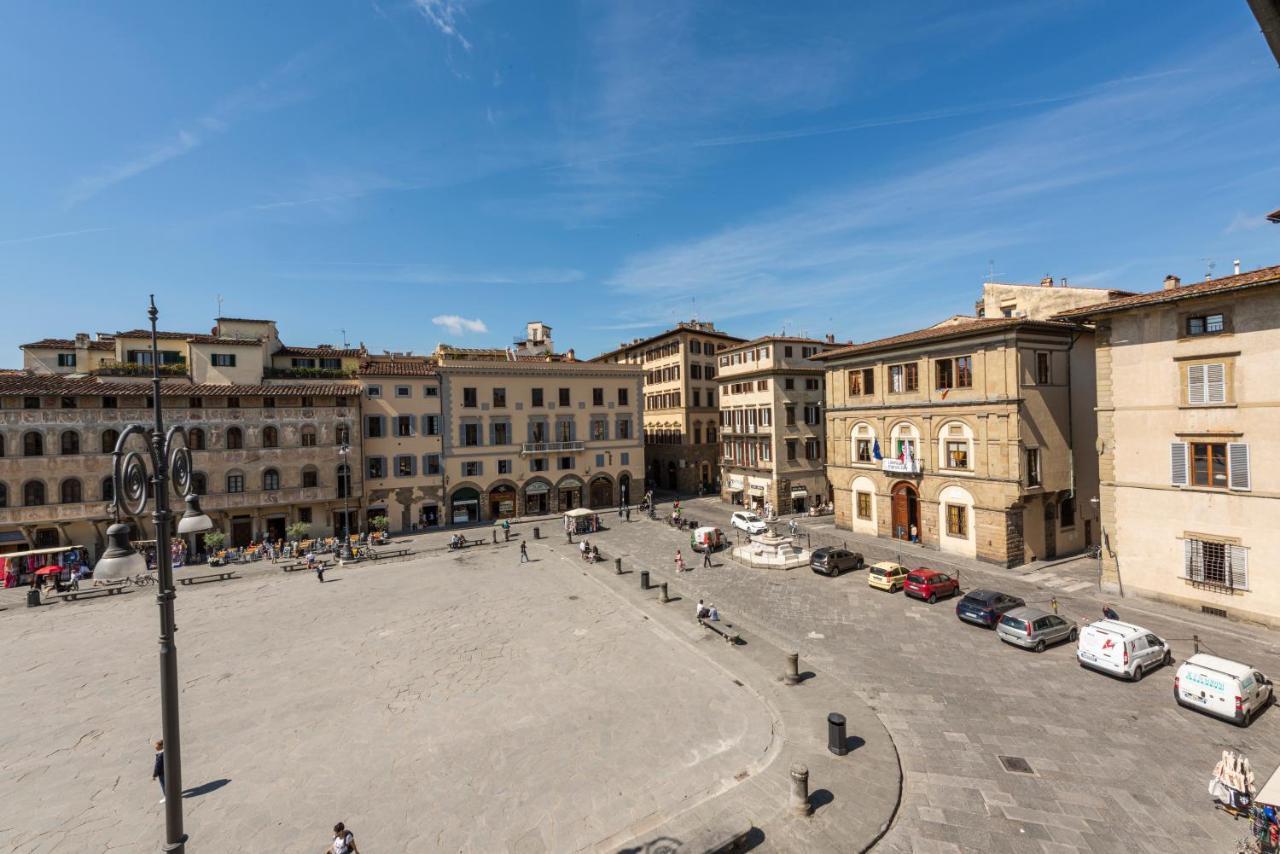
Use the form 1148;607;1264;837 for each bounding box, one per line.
903;568;959;604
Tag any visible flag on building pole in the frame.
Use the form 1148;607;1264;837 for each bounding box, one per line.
872;439;882;460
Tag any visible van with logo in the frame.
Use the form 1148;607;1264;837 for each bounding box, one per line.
1075;620;1172;681
1174;654;1273;727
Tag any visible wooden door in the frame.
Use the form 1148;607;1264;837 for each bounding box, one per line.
891;487;909;541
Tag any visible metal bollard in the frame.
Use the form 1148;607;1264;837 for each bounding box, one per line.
614;557;622;575
827;712;848;756
640;570;650;590
660;582;669;603
789;764;811;817
784;652;800;686
492;529;498;544
533;526;540;540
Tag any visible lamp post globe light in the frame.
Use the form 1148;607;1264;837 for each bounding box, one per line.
93;296;212;854
338;441;354;560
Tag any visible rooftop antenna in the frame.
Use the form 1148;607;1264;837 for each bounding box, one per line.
691;296;697;323
987;259;995;281
340;328;349;347
216;294;224;317
1202;258;1216;281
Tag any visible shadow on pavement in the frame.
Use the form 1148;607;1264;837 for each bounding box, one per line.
183;778;230;799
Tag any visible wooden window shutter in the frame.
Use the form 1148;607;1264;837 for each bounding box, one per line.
1170;442;1188;486
1206;363;1226;404
1186;365;1205;405
1183;539;1196;580
1229;545;1249;590
1228;443;1250;491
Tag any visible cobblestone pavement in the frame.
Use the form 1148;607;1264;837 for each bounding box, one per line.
0;544;777;852
595;497;1280;853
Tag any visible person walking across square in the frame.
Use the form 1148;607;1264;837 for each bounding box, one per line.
152;739;165;803
520;541;529;564
702;548;712;569
328;822;359;853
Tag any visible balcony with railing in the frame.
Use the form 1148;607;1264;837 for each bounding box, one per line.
93;360;189;378
521;440;585;455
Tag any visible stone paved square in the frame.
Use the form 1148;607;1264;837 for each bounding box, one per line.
0;544;775;852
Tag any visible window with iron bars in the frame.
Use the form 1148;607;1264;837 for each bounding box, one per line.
1183;538;1248;593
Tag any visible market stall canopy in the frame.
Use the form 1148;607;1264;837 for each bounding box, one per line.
563;508;597;519
35;565;64;576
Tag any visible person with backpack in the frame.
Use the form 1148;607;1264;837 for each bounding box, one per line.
328;822;358;853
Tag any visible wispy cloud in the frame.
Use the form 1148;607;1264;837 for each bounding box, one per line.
0;227;110;247
66;49;319;208
279;263;584;287
432;314;487;335
413;0;472;51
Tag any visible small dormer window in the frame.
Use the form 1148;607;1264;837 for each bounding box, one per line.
1186;313;1225;336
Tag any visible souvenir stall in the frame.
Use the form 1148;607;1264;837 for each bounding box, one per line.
1250;761;1280;852
0;544;90;588
563;507;600;535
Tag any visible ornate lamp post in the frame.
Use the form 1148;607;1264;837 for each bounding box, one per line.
94;297;212;854
338;441;353;560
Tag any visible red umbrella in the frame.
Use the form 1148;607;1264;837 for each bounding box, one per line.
35;565;63;576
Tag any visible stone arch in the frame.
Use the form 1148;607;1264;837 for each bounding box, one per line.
101;428;120;454
23;479;46;506
936;483;976;558
521;476;553;516
60;478;83;504
487;479;520;519
935;419;975;472
850;420;877;465
587;473;615;509
448;482;484;524
23;431;43;456
849;474;877;536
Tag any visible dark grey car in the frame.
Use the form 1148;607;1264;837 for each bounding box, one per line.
996;607;1078;652
809;547;865;576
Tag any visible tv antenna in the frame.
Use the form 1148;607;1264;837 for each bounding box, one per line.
340;328;349;347
216;294;224;317
1201;258;1216;280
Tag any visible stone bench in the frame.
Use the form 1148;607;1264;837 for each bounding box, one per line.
281;557;333;572
47;581;128;603
699;617;741;645
365;548;412;561
179;571;237;586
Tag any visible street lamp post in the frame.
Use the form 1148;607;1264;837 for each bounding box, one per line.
338;442;353;560
93;297;212;854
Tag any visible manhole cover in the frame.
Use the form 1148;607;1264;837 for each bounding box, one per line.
998;755;1034;774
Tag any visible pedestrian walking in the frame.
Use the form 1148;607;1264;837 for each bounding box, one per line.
520;541;529;564
328;821;359;853
618;504;624;519
152;739;165;803
702;548;712;568
625;506;631;522
674;550;686;573
502;519;510;542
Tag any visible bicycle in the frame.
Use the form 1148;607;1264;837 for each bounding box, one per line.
131;573;157;587
1085;545;1102;560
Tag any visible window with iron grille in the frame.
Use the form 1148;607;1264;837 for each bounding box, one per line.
1183;538;1248;592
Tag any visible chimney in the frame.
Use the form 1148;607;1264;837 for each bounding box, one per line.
1059;278;1068;287
825;333;835;344
74;333;89;347
565;348;576;362
1163;275;1181;290
1234;259;1241;275
1040;275;1054;287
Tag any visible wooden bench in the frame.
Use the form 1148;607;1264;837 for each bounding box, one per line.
699;618;741;645
47;581;128;603
365;548;412;561
281;558;331;572
179;571;237;586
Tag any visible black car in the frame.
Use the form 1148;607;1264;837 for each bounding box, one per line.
955;589;1026;627
809;547;865;576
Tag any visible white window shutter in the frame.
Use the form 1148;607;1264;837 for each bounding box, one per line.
1170;442;1188;486
1206;363;1226;404
1187;365;1206;405
1183;539;1194;580
1230;545;1249;590
1228;443;1251;491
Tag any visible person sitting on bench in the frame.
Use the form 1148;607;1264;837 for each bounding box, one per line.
707;603;720;622
449;534;464;550
696;600;709;622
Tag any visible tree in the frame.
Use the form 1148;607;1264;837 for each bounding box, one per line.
371;514;390;533
202;530;226;552
286;522;311;542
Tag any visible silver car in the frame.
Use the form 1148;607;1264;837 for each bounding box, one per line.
996;607;1078;653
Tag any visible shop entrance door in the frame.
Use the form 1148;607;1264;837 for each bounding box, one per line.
890;483;918;542
265;516;287;543
231;516;253;547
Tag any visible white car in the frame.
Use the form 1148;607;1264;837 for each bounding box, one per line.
1175;654;1273;727
730;511;768;535
1076;619;1171;681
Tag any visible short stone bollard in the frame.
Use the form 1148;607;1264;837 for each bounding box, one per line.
660;582;669;603
789;764;811;817
492;529;498;544
614;557;622;575
784;652;800;686
827;712;848;756
533;526;540;540
640;570;650;590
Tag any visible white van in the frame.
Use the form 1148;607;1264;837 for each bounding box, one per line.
1076;620;1171;681
1174;654;1273;727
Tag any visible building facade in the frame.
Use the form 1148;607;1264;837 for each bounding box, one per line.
716;337;837;514
1058;265;1280;625
358;355;445;532
435;324;644;524
592;321;743;493
819;316;1098;567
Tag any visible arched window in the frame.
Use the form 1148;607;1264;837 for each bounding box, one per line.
937;420;975;471
850;421;877;464
60;431;80;455
23;431;43;457
263;468;280;491
1059;495;1076;528
706;425;717;443
226;427;243;450
226;471;245;494
336;464;351;498
191;472;207;495
0;483;7;507
60;478;82;504
101;476;114;502
335;424;350;445
23;480;46;506
262;426;278;448
101;428;119;454
187;428;205;450
302;466;318;488
0;433;6;457
301;426;317;447
889;421;920;462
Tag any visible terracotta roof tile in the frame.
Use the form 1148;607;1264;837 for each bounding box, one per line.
358;358;437;377
1055;264;1280;320
276;345;366;358
812;317;1081;361
114;329;264;346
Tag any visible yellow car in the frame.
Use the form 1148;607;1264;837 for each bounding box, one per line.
867;561;909;592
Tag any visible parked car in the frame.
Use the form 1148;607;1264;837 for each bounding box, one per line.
867;561;909;592
690;526;724;552
903;569;959;603
1175;654;1273;726
1076;620;1171;681
955;589;1026;628
730;511;768;535
810;547;864;577
995;607;1078;652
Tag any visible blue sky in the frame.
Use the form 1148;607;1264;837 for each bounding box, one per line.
1;1;1277;362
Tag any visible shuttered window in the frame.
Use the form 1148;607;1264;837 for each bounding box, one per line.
1186;363;1226;405
1183;538;1249;591
1170;442;1188;486
1228;443;1251;491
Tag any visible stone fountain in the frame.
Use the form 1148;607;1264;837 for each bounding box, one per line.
732;530;811;570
